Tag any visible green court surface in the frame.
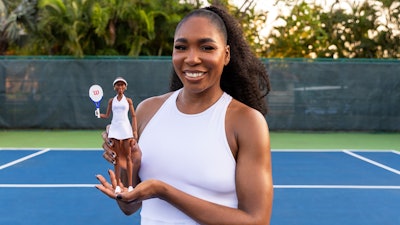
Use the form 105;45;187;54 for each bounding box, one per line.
0;130;399;150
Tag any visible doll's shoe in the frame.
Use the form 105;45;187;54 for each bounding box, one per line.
128;186;134;192
115;186;122;194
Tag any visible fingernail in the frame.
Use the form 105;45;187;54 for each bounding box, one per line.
111;152;116;158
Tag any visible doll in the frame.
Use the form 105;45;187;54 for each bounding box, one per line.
97;77;137;193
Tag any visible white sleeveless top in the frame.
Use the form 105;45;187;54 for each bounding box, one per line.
108;95;133;140
138;89;237;224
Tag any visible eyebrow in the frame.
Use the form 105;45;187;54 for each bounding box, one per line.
175;37;217;44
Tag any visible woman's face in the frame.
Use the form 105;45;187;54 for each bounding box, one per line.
172;16;230;95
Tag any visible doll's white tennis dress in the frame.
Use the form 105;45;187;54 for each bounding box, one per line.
108;95;133;140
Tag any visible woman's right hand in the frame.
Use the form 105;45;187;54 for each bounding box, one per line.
101;127;117;165
101;125;142;170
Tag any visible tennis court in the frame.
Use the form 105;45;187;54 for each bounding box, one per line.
1;147;399;225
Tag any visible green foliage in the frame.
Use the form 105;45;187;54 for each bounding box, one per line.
33;0;90;56
1;0;264;57
2;0;265;57
142;0;197;56
208;0;267;57
0;0;38;54
6;0;398;58
266;0;400;58
4;0;198;57
229;0;267;56
267;2;330;58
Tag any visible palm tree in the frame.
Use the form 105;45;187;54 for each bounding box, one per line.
90;0;170;56
3;0;198;56
0;0;37;55
34;0;175;56
0;0;10;54
33;0;91;56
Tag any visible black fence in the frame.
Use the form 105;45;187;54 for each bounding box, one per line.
1;57;399;131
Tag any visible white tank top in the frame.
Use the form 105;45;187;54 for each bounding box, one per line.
108;95;133;140
139;89;237;225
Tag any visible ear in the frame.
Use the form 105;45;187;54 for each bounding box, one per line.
224;45;230;66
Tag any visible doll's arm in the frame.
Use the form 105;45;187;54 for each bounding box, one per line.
99;98;113;119
127;98;138;139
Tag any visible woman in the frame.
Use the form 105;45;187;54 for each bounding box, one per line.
96;5;273;225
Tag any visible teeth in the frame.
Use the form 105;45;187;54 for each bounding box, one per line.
186;72;204;78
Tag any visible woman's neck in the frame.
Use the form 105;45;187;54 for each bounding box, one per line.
176;88;223;114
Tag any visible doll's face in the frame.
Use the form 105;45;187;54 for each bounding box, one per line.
114;81;127;92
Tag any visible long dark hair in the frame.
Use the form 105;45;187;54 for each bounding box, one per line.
169;5;271;115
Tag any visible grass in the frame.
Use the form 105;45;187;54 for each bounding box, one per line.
0;130;399;150
0;130;103;148
270;131;400;150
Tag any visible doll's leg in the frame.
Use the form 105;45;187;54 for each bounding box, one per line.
123;138;134;192
112;138;122;193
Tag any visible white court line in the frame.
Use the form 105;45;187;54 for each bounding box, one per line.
392;150;400;155
0;184;96;188
274;185;400;189
0;148;51;170
343;150;400;175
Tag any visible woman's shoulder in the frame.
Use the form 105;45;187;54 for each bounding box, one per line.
225;98;268;158
228;98;266;124
137;92;174;111
136;92;174;133
227;98;268;135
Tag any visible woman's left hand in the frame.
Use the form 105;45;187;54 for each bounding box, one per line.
96;169;125;199
96;169;163;202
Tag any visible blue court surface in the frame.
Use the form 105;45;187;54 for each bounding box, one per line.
1;148;399;225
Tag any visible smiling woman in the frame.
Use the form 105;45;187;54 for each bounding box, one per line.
95;5;273;225
169;7;270;114
172;15;230;106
